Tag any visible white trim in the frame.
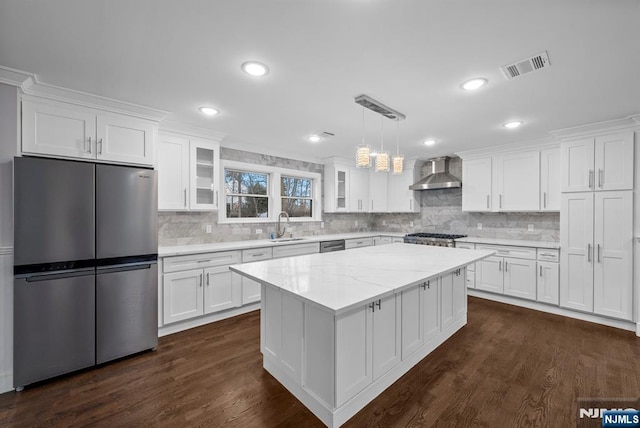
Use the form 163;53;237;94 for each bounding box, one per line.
0;65;34;87
455;136;558;159
159;303;260;337
159;121;226;142
550;115;640;140
468;289;636;332
0;247;13;256
219;160;323;224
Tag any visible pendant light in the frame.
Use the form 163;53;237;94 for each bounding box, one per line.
355;105;371;168
375;116;390;172
392;120;404;174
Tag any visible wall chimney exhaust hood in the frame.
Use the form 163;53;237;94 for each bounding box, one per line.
409;156;461;190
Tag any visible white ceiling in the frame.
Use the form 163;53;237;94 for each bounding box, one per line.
1;0;639;162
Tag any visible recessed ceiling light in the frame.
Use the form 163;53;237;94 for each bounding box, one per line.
423;139;436;146
308;134;321;143
503;121;523;129
199;106;219;116
460;78;488;91
241;61;269;77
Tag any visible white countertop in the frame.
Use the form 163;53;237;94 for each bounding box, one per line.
456;237;560;249
230;243;494;314
158;232;405;257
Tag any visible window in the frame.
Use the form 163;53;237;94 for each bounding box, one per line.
281;176;312;217
219;161;322;224
224;169;269;218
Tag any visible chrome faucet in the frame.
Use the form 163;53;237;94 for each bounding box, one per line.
276;211;290;238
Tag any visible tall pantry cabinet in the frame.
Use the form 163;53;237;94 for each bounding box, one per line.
560;132;634;321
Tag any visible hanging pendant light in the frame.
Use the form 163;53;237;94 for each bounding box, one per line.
392;120;404;174
355;105;371;168
375;116;390;172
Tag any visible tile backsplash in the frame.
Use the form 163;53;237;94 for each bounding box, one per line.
158;151;559;246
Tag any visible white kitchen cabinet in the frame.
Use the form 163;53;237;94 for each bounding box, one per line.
387;160;420;213
462;157;492;211
349;167;369;212
241;248;273;304
158;132;220;211
324;162;350;212
537;261;559;305
400;277;441;360
494;151;540;211
163;269;204;324
561;132;634;193
336;293;400;407
204;265;241;314
272;242;319;258
476;245;537;301
369;170;389;212
345;237;374;249
540;148;561;211
22;95;155;166
560;190;632;320
158;134;190;210
455;242;476;288
162;250;243;324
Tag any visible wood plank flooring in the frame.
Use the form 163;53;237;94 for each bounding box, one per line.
1;297;639;427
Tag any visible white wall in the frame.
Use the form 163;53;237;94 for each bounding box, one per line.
0;83;19;392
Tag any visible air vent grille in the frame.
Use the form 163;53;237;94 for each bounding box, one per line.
501;51;550;80
354;94;406;121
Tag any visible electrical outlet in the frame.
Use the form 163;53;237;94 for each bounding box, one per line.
477;223;483;230
355;220;358;227
205;224;212;234
409;221;414;227
320;222;325;229
528;224;534;232
255;228;263;234
382;220;386;226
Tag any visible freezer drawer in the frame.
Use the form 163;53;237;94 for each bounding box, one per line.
14;271;96;388
96;263;158;364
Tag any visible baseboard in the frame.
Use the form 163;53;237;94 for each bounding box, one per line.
0;370;13;394
468;289;636;332
158;303;260;337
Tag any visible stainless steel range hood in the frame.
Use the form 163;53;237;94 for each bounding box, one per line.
409;157;461;190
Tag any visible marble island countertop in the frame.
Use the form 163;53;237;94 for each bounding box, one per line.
158;232;405;257
230;243;494;314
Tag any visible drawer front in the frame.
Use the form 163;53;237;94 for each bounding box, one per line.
242;247;273;262
455;242;475;250
477;244;536;260
163;251;241;273
272;242;320;259
345;237;374;249
537;248;559;262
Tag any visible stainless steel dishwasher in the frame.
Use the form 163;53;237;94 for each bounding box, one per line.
319;239;346;253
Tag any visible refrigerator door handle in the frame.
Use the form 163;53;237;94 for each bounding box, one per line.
24;269;95;282
97;263;153;274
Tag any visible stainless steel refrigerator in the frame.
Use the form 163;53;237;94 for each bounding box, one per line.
13;156;158;389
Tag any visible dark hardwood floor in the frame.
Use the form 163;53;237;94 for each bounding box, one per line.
1;297;639;427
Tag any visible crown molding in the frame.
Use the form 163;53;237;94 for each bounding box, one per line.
0;65;34;87
550;115;640;140
159;121;226;142
455;135;558;159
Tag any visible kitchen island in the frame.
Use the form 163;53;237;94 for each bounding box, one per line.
230;243;494;428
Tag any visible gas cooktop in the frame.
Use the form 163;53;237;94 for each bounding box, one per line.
403;233;467;247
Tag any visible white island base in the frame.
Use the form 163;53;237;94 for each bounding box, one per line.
259;269;468;428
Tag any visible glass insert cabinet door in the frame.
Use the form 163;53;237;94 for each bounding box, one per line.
189;139;220;210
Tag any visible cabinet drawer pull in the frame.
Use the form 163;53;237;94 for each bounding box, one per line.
86;136;92;153
369;302;375;312
499;194;502;209
543;192;547;209
206;272;210;285
184;188;187;207
598;168;603;188
199;273;203;287
587;243;591;262
499;261;502;271
597;244;601;263
504;261;508;272
539;265;542;277
98;138;103;155
588;169;594;189
486;195;490;209
376;299;381;310
252;253;266;257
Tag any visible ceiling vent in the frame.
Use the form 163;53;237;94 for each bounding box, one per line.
501;51;550;80
354;94;406;121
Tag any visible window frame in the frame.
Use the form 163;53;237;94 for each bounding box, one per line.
218;160;322;224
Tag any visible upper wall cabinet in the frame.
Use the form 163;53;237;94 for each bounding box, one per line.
387;160;420;213
22;95;156;166
461;157;492;212
324;162;351;213
561;132;634;192
494;151;540;211
158;131;220;211
540;148;561;211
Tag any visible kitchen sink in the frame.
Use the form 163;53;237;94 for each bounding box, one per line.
269;237;306;242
